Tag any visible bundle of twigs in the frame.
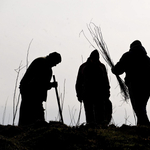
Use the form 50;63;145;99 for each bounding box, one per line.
82;22;129;101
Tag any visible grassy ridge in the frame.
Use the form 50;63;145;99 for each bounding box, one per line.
0;121;150;150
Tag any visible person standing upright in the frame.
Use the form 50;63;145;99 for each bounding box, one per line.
76;50;112;125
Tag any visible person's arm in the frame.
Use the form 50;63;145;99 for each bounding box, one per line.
47;81;58;90
112;53;128;75
75;65;84;102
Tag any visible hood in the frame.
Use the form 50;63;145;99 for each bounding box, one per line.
129;40;147;55
130;45;147;55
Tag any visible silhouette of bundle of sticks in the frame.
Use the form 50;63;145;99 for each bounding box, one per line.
84;23;129;101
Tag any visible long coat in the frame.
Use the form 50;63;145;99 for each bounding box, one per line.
20;57;52;102
112;45;150;94
19;57;53;126
76;58;110;101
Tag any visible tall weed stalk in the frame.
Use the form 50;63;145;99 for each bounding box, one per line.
12;39;33;125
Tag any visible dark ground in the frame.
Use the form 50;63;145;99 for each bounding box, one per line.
0;121;150;150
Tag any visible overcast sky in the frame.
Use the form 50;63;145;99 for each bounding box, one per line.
1;0;150;126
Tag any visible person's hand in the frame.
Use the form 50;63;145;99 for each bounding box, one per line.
78;97;83;103
51;81;58;88
111;67;115;74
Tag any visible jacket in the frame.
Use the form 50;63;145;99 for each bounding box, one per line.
20;57;52;102
76;58;110;101
112;45;150;87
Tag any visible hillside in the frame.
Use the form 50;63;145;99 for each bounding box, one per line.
0;121;150;150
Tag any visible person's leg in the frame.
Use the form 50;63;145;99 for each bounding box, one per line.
83;100;95;124
94;100;105;124
18;94;33;126
128;85;149;125
104;100;112;124
134;96;149;125
34;102;45;121
19;92;45;126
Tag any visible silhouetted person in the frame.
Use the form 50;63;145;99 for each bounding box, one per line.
18;52;62;126
112;40;150;126
76;50;112;125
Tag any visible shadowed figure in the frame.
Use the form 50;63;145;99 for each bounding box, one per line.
112;40;150;126
18;52;61;126
76;50;112;125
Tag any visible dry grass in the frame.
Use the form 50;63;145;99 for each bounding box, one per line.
0;121;150;150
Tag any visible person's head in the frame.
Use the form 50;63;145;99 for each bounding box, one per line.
89;49;99;62
130;40;142;49
130;40;147;55
47;52;62;67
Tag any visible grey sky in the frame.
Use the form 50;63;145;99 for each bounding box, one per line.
0;0;150;125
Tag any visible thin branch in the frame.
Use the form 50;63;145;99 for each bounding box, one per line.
79;30;96;49
80;22;129;101
26;39;33;70
13;62;23;125
13;39;33;125
76;102;82;126
61;79;66;111
13;93;21;125
2;98;8;125
133;110;137;125
68;106;73;126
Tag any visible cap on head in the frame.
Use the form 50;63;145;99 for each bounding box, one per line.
48;52;62;64
130;40;142;49
90;49;99;61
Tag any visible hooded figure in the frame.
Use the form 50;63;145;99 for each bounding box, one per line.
18;52;61;126
112;40;150;125
76;50;112;125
